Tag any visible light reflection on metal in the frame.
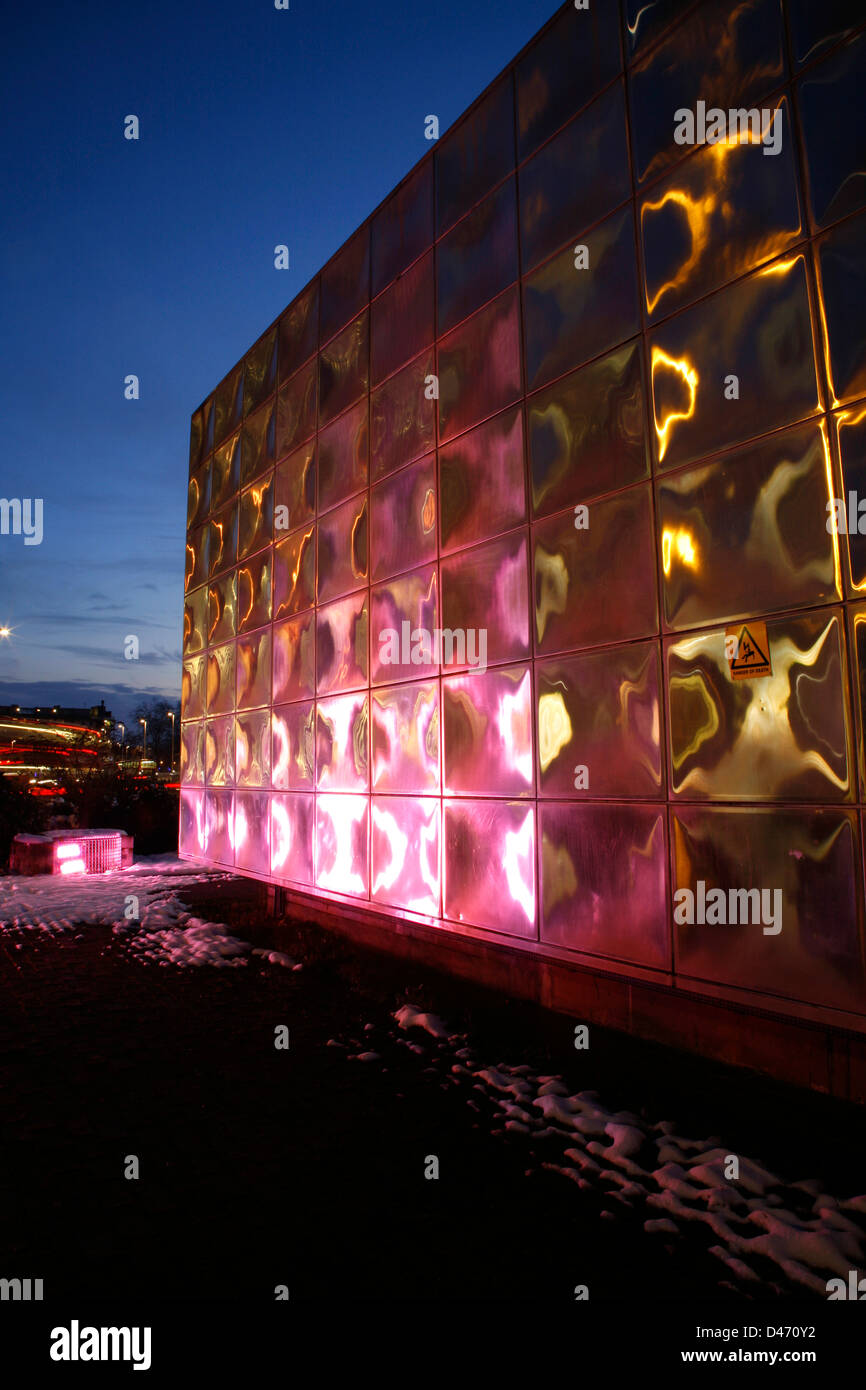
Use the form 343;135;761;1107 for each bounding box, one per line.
651;347;698;461
661;526;699;577
537;691;572;773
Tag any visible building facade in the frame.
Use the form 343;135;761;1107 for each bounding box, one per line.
181;0;866;1069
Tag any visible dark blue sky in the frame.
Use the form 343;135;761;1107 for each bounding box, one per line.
0;0;555;726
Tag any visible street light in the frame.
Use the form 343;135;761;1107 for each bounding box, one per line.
168;711;176;773
117;723;125;768
139;717;147;768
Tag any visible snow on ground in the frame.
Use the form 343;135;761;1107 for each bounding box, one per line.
0;856;301;971
2;857;863;1296
338;1005;866;1300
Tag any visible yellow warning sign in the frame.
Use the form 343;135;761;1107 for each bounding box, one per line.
725;621;772;680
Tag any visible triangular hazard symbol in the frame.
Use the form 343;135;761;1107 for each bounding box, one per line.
730;625;770;673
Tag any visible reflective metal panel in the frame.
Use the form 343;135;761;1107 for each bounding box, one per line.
815;210;866;405
440;405;525;554
179;721;204;786
436;75;514;236
272;611;315;704
536;641;663;798
533;486;657;654
438;286;521;443
211;432;240;510
240;397;275;486
273;523;316;620
279;281;319;382
270;792;315;885
666;609;853;801
316;591;369;695
238;474;273;561
540;802;669;968
206;642;236;717
372;796;440;915
441;531;530;669
516;1;621;161
234;791;270;875
443;800;536;938
629;0;786;185
658;421;840;630
650;254;820;471
370;451;436;582
183;585;208;656
371;349;435;480
443;664;534;797
275;439;316;531
271;702;315;791
235;709;271;788
371;680;440;792
798;32;866;230
207;501;237;579
189;401;212;474
437;178;518;336
371;565;439;685
182;655;205;722
204;715;234;787
317;398;368;511
236;629;271;710
523;207;640;393
276;358;317;459
319;310;368;426
847;601;866;796
835;404;866;593
204;790;235;866
236;548;272;635
317;493;368;604
316;691;369;791
244;326;277;417
180;789;206;858
622;0;694;59
520;80;630;274
640;97;802;323
320;226;369;344
672;806;865;1014
187;464;210;528
371;160;434;297
185;523;208;592
214;365;243;449
787;0;863;68
207;571;237;648
527;340;647;518
315;793;369;897
371;250;434;386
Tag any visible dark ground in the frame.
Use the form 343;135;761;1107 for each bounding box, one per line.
1;873;864;1306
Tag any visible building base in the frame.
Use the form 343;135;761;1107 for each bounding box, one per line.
264;885;866;1104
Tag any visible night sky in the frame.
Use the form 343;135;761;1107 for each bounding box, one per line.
0;0;554;726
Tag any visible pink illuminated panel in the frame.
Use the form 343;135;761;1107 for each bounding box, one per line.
372;797;440;916
316;794;369;897
270;793;315;885
443;800;536;938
